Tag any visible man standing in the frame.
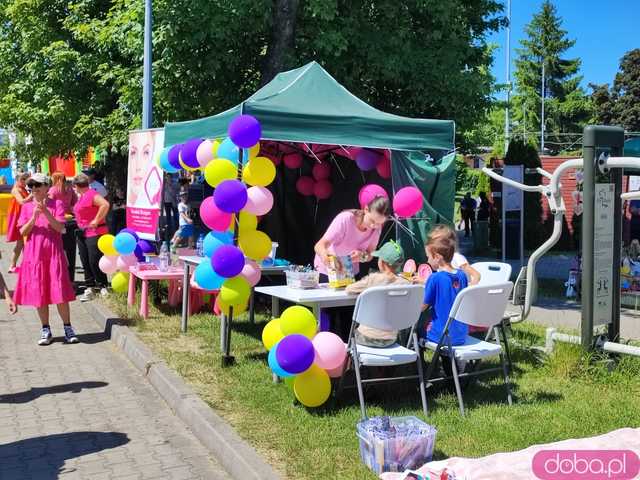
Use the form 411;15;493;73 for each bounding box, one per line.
85;168;108;198
460;192;476;238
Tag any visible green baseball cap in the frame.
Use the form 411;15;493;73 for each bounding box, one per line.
372;240;404;270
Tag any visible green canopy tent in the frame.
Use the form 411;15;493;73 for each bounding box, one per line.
164;61;456;263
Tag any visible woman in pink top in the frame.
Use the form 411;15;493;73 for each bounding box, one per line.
49;172;78;282
13;173;78;345
72;173;110;302
314;196;390;277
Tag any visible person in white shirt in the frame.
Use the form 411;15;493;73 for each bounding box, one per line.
429;225;480;285
85;168;107;198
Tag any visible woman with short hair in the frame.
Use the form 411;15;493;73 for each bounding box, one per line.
49;172;77;282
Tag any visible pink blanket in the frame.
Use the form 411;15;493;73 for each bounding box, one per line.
380;428;640;480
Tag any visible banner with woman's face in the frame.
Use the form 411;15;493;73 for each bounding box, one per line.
126;129;164;240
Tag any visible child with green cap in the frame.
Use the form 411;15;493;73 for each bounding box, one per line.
346;240;410;347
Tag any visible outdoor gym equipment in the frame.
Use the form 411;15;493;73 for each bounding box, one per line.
483;126;640;355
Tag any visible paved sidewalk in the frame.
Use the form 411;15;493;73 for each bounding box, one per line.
0;248;231;479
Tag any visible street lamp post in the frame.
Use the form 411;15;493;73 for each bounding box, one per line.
540;61;545;153
504;0;511;153
142;0;153;129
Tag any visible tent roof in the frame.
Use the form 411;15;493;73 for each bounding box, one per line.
164;62;454;151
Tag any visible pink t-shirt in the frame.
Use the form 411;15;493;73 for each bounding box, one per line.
314;211;382;275
48;185;76;215
73;189;108;237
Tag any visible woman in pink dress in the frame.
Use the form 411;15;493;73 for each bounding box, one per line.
6;172;32;273
13;173;78;345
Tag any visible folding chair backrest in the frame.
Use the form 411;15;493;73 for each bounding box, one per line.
448;282;513;328
471;262;512;285
353;284;424;331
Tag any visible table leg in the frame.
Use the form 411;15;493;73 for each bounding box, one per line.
127;274;136;307
272;296;280;319
249;289;255;324
181;263;191;333
140;280;149;319
220;313;227;352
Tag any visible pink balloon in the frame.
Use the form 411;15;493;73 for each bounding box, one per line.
358;184;388;208
312;162;331;181
296;176;315;196
98;255;118;274
312;332;347;370
326;358;347;378
376;153;391;179
200;196;233;231
241;259;262;287
196;139;214;167
244;186;274;216
313;180;332;200
393;186;423;218
284;153;302;169
116;254;138;271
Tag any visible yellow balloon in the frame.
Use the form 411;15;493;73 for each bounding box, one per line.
98;234;118;256
111;271;129;293
219;276;251;305
217;298;248;316
248;142;260;160
204;159;237;187
178;152;199;172
262;318;285;351
280;306;317;339
211;139;222;157
242;156;276;187
238;211;257;231
239;229;271;260
293;364;331;408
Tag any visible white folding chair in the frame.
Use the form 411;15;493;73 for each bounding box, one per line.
422;282;514;416
338;285;427;419
471;261;512;285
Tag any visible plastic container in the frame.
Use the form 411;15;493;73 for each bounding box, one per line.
285;270;320;289
356;416;437;475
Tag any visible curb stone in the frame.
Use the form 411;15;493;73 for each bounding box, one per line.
82;300;282;480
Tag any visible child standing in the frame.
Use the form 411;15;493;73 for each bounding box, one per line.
171;191;193;250
423;227;468;346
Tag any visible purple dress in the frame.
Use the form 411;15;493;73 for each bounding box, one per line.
13;199;76;307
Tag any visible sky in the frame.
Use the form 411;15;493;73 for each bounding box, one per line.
488;0;639;99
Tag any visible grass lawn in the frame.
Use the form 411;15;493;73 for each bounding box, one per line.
106;294;640;480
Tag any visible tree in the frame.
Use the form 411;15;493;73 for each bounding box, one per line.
511;1;593;153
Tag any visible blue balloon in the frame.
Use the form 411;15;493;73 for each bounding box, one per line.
159;146;180;173
194;261;225;291
216;137;251;165
268;343;294;378
113;232;137;255
203;231;232;257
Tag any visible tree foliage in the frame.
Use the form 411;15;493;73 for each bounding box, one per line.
0;0;506;161
510;1;593;153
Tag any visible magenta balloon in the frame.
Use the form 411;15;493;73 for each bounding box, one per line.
213;179;248;213
313;179;332;200
168;144;183;169
296;176;315;196
241;259;261;287
228;115;262;148
393;186;423;218
275;334;315;374
376;154;391;179
358;184;388;208
211;245;245;278
200;196;233;231
284;153;303;169
244;186;273;216
180;138;203;168
355;149;382;171
312;162;331;181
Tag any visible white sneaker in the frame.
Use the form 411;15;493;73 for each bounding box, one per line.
38;327;53;346
79;288;95;302
100;288;110;298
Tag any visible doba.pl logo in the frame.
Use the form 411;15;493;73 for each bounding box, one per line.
532;450;640;479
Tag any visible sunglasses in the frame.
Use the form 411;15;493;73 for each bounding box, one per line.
27;182;45;189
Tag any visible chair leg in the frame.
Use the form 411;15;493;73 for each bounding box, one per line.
500;352;513;406
413;334;428;417
499;323;513;374
450;355;465;416
352;352;367;419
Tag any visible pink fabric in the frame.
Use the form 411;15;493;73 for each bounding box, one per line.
73;189;107;237
314;211;382;275
13;199;76;307
379;427;640;480
48;185;76;215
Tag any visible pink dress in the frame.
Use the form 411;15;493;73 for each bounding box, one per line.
13;199;76;307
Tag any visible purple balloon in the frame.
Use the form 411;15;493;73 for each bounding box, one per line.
275;334;315;375
168;144;183;169
228;115;262;148
356;149;382;171
211;245;245;278
213;179;248;213
137;239;155;254
120;228;139;241
134;245;145;261
180;138;203;169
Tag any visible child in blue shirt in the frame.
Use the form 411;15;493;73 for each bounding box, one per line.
422;227;468;345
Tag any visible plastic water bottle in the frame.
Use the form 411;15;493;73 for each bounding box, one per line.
159;242;170;272
196;234;205;257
